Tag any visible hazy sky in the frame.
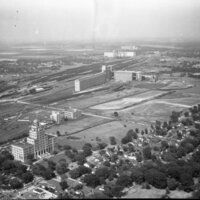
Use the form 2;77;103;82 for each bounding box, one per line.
0;0;200;43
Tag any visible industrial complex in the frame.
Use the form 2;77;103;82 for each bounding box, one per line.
74;65;112;92
74;65;158;92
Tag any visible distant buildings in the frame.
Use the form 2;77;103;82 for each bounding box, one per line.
50;108;82;124
11;119;56;162
63;108;82;120
104;50;136;58
114;70;157;82
74;65;112;92
114;71;142;82
50;111;64;124
121;45;138;51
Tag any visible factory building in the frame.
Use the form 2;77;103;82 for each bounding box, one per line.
104;51;136;58
114;71;142;82
11;142;34;163
74;65;112;92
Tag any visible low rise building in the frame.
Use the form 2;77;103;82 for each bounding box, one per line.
50;111;64;124
114;70;142;82
64;108;82;119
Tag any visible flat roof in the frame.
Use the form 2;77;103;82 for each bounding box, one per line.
12;142;33;149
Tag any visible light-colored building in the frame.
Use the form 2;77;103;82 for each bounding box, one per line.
74;65;112;92
26;120;56;159
104;51;135;58
64;108;82;119
50;111;64;124
104;51;115;58
114;70;142;82
11;142;34;163
11;120;56;162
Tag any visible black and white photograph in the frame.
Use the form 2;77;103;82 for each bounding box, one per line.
0;0;200;199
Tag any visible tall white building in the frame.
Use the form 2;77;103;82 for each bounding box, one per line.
26;120;56;159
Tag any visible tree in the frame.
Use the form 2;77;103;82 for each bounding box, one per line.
98;142;107;149
83;174;101;188
21;172;34;184
56;131;61;136
109;136;117;145
170;111;180;123
60;180;69;191
104;184;124;198
121;135;132;144
10;178;23;189
167;178;178;190
56;162;68;175
144;169;167;189
48;160;56;171
179;173;194;189
95;167;110;179
75;153;86;165
43;170;56;180
114;112;119;117
116;174;133;187
143;147;152;160
131;168;144;184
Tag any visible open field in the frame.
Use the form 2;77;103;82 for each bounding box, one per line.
59;84;148;109
56;120;148;148
117;100;188;124
122;185;192;199
45;116;111;136
91;90;170;110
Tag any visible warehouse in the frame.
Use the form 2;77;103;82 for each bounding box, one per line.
114;70;142;82
74;65;112;92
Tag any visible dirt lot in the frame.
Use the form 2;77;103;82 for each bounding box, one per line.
91;90;169;110
117;100;188;124
59;86;147;109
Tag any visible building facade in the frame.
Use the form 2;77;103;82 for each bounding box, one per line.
64;108;82;119
50;111;64;124
74;65;112;92
11;142;34;163
114;70;142;82
104;51;135;58
26;120;55;159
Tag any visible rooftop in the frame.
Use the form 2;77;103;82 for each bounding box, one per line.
11;142;33;149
